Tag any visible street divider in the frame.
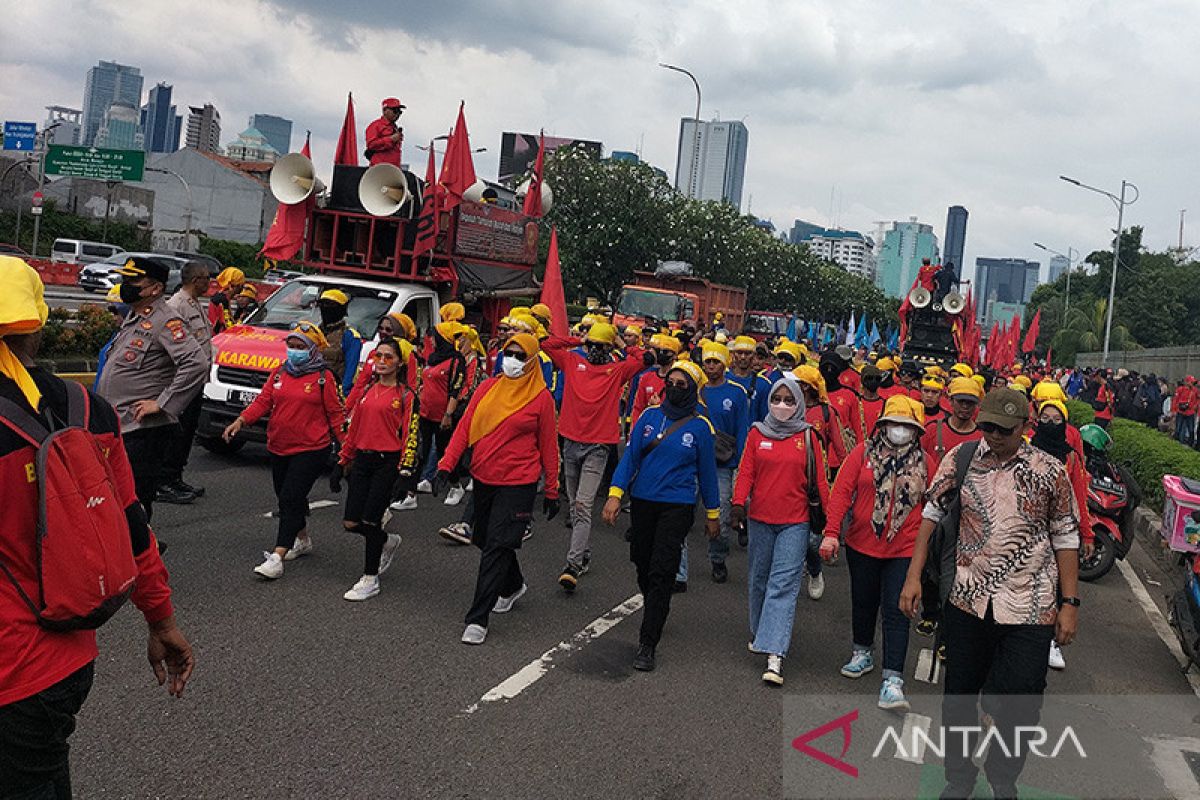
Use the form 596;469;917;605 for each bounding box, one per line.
28;258;82;286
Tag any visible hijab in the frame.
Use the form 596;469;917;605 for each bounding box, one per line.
0;257;49;409
427;326;458;368
1030;419;1072;463
865;423;928;542
661;364;701;420
752;376;812;439
283;329;328;378
468;333;547;445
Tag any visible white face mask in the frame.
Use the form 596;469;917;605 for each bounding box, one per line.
886;424;916;446
768;400;796;422
501;355;527;379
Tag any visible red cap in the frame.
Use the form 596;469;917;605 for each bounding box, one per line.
382;97;405;109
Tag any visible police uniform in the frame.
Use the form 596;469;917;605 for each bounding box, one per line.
161;287;215;497
96;259;207;519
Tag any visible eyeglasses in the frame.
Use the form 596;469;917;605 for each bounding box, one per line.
293;321;320;335
777;356;797;366
665;379;690;390
503;350;528;362
373;351;398;362
979;421;1018;436
770;395;798;406
496;326;512;336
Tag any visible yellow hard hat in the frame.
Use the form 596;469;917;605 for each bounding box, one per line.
585;322;618;346
319;289;350;306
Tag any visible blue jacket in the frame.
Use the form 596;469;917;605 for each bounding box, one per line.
701;380;750;467
612;406;720;515
340;328;363;395
728;370;773;422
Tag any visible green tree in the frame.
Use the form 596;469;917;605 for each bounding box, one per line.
1050;298;1137;363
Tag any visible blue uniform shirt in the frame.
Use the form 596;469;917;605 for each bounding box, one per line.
728;370;773;422
611;406;720;515
700;379;750;467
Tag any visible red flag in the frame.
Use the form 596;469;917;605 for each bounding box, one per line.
412;143;439;259
438;102;477;210
1045;346;1052;370
334;92;358;166
522;131;545;217
1022;308;1042;353
540;228;569;337
1007;314;1022;367
259;133;314;261
985;320;999;366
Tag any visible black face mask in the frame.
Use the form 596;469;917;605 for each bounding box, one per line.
862;377;882;392
118;281;144;304
1039;420;1066;440
586;343;611;365
655;350;674;367
665;384;696;408
319;303;345;328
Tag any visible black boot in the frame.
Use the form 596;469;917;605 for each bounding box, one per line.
633;644;656;672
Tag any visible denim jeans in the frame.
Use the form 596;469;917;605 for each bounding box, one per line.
747;520;809;656
563;438;610;568
845;545;912;678
1176;413;1196;447
677;466;734;581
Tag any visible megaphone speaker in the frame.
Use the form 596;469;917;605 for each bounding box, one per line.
359;163;411;217
270;153;324;205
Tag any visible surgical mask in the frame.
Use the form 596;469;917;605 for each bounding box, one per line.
769;400;796;422
886;425;916;446
118;281;144;304
501;356;526;379
586;343;611;365
286;347;311;367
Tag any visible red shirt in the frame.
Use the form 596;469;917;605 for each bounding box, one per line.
806;403;847;470
419;355;465;422
341;381;419;467
839;367;861;393
829;387;864;445
824;442;937;558
1177;385;1198;417
920;418;982;465
630;369;667;427
732;427;831;524
1;374;173;706
345;345;420;411
439;377;560;498
1094;385;1114;421
241;367;345;456
543;337;646;444
365;116;402;167
861;395;885;433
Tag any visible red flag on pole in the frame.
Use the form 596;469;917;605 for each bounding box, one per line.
540;227;569;338
412;143;439;259
334;92;358;166
1022;308;1042;353
1007;314;1022;367
1045;346;1052;370
438;102;477;211
522;131;545;217
985;320;999;367
259;133;314;261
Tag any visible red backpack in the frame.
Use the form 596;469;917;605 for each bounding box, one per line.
0;381;137;631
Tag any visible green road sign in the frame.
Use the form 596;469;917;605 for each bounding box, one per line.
44;145;145;181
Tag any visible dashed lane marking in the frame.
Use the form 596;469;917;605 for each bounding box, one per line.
462;593;644;714
262;499;339;518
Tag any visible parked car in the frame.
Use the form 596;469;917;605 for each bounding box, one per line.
159;250;221;275
261;267;305;286
50;239;124;266
0;243;30;257
78;252;188;294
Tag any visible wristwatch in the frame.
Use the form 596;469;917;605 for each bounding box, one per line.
1058;596;1081;608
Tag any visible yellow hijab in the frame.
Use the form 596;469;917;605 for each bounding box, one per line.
0;257;51;409
468;333;546;446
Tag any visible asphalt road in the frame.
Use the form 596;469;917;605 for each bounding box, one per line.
67;443;1200;799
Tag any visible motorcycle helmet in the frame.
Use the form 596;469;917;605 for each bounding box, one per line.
1079;423;1112;453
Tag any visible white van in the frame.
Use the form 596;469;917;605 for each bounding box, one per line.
50;239;124;266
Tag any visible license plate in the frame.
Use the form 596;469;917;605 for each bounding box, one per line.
231;390;259;406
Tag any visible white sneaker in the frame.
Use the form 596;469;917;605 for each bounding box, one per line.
762;654;784;686
283;536;312;561
254;552;283;580
416;479;433;494
444;486;466;506
389;494;417;511
807;571;825;600
438;522;473;545
1048;640;1066;670
343;575;380;601
378;533;402;575
465;479;474;492
381;509;393;529
493;583;528;614
461;623;487;645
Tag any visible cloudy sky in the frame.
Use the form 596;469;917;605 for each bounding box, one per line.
4;0;1196;283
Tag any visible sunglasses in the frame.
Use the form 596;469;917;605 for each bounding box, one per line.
503;350;528;362
979;421;1018;436
777;355;797;366
293;321;320;335
497;326;512;335
665;379;691;390
373;351;398;362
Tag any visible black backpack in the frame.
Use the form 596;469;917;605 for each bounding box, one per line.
923;440;980;608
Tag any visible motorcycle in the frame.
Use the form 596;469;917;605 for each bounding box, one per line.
1169;551;1200;674
1078;455;1141;582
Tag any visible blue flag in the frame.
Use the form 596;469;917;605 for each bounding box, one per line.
854;313;869;348
870;321;881;347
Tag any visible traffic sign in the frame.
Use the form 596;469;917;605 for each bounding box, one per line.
30;191;43;216
44;145;145;181
3;121;37;152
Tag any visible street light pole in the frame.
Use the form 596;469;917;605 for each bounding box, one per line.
1033;242;1078;317
659;63;702;199
1059;175;1139;365
146;166;194;250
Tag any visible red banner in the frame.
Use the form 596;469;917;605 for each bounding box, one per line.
454;202;538;264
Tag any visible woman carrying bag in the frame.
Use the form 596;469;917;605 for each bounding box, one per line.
730;375;830;686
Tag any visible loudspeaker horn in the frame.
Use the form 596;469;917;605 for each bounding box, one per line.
942;291;966;315
908;287;932;309
358;163;411;217
270;153;324;204
516;179;554;214
462;180;500;205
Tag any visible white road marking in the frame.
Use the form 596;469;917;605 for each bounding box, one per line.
1115;558;1200;699
894;713;933;764
914;648;940;684
463;593;644;714
261;499;339;518
1147;735;1200;799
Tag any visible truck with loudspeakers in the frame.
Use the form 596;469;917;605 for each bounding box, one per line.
196;155;545;454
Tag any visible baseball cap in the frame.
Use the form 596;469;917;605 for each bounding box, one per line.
978;388;1030;429
114;255;171;285
381;97;406;109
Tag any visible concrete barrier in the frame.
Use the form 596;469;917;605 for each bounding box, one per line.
1077;346;1200;383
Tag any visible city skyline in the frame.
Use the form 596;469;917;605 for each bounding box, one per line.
673;117;749;209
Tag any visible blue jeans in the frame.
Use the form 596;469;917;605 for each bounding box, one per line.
1176;414;1196;447
747;520;809;656
845;545;911;678
677;466;734;581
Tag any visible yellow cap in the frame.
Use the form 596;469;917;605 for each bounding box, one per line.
701;342;730;367
792;364;829;404
585;322;619;346
529;302;552;324
1030;378;1067;403
950;362;974;379
921;375;946;390
623;324;642;337
649;333;682;354
878;395;926;430
386;312;417;341
730;335;757;353
319;289;350;306
876;356;896;371
1013;374;1033;389
670;360;706;389
288;320;329;350
713;311;724;322
215;267;245;289
948;376;984;400
1037;398;1069;420
439;301;466;322
972;374;987;390
774;341;804;362
435;320;467;341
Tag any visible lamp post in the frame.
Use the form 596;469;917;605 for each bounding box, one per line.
29;122;61;258
1032;242;1077;318
146;166;194;250
659;63;702;199
1059;175;1139;364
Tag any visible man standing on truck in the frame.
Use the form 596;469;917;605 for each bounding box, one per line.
316;289;363;395
365;98;405;167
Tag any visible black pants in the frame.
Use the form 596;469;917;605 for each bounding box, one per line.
418;417;460;484
270;448;328;551
629;498;694;648
344;451;400;575
845;546;911;674
464;481;537;627
123;423;179;522
941;602;1054;797
0;663;94;800
160;392;203;484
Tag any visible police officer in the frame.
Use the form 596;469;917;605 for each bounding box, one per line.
316;289;362;395
96;256;207;520
159;260;215;503
364;97;405;167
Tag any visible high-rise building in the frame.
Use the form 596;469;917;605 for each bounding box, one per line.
943;205;968;277
248;114;292;157
792;225;875;279
94;102;142;150
43;106;82;145
875;217;940;298
225;127;280;162
673;118;748;208
141;82;181;153
975;257;1040;327
1048;254;1069;283
81;60;143;146
788;219;824;246
186;104;221;154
